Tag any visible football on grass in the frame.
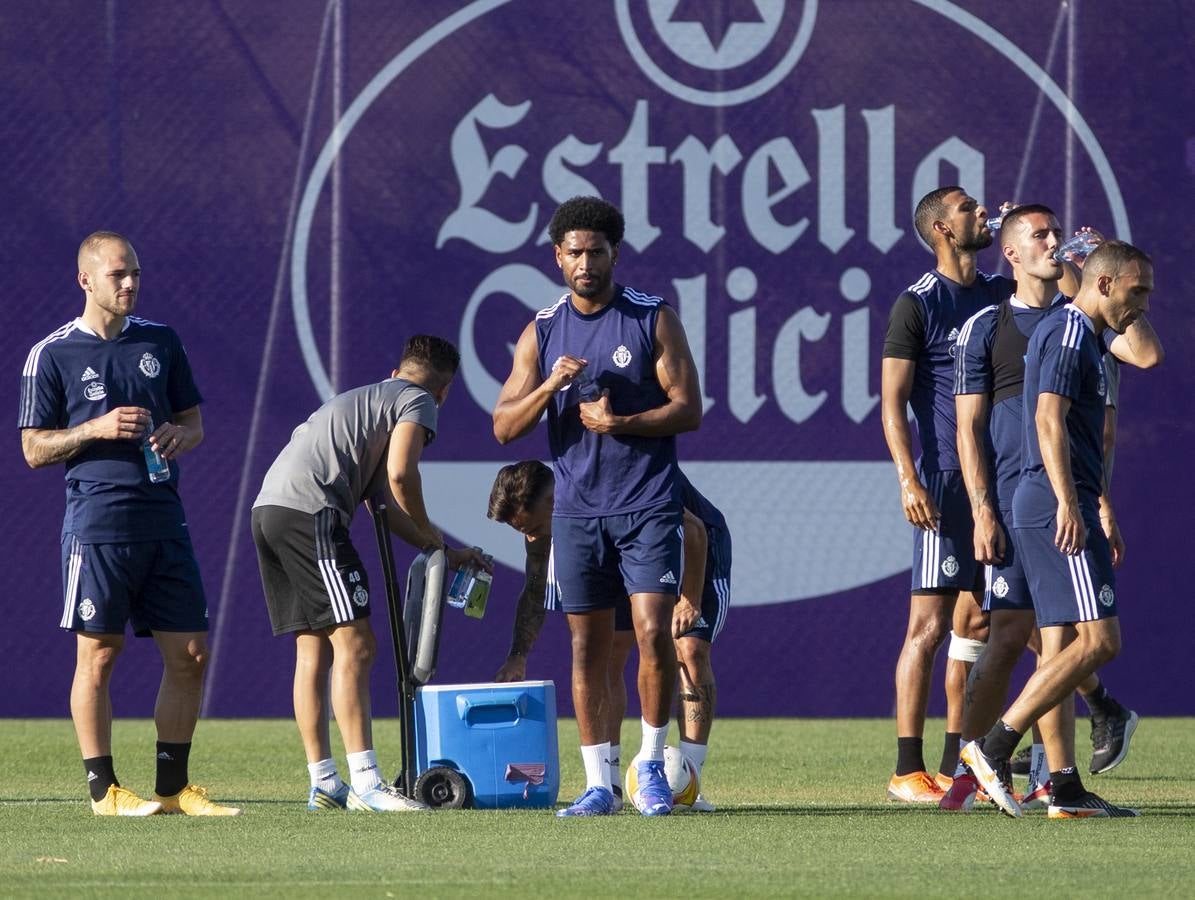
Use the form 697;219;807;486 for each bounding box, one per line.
624;745;700;810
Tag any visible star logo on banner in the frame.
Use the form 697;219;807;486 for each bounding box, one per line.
648;0;782;71
669;0;764;52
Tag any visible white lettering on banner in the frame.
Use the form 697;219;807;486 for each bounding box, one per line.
608;99;665;252
436;95;537;252
437;96;982;257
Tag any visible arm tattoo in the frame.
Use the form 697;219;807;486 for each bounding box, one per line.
508;547;548;658
21;426;94;468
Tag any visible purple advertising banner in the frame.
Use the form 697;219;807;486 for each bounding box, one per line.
3;1;1192;719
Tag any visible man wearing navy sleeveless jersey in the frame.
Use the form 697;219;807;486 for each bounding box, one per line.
19;232;238;816
944;208;1160;812
494;197;703;817
487;461;730;812
963;241;1156;819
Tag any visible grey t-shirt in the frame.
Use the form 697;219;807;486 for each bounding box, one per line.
254;377;438;522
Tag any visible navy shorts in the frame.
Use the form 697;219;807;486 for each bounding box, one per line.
1014;522;1117;627
983;515;1033;613
911;470;981;593
252;506;372;635
549;504;684;614
60;534;208;636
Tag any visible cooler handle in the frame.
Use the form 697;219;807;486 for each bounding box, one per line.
456;691;529;727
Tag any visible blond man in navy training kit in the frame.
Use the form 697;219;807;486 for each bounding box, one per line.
20;231;238;816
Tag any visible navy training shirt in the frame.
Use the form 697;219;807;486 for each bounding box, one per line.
884;269;1015;474
19;316;203;542
955;295;1064;512
536;285;678;517
1013;304;1108;529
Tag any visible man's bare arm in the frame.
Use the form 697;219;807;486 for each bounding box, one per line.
881;357;938;531
386;420;440;551
509;541;549;658
1036;392;1085;554
21;405;149;469
1108;315;1164;369
495;541;550;681
956;391;1004;564
493;322;579;444
674;509;707;639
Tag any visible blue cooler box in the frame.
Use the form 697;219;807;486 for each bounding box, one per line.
413;680;559;809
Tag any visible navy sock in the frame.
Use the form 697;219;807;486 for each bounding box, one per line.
84;755;118;802
896;737;925;776
155;741;191;797
939;732;961;777
1082;682;1119;718
1050;766;1084;802
981;720;1022;763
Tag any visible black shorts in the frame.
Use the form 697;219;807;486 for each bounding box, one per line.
252;505;371;635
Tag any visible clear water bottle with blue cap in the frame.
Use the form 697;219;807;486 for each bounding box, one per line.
1054;231;1100;263
142;416;170;483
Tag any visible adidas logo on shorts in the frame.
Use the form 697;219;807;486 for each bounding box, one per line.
659;570;677;585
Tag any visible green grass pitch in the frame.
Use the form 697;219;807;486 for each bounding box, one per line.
2;717;1193;898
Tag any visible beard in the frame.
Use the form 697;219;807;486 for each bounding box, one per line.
569;271;610;299
956;230;994;253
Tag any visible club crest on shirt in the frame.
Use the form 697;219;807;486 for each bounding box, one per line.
139;352;161;378
78;598;96;621
1098;584;1115;607
941;555;960;578
612;345;632;368
84;381;107;401
992;576;1010;599
1097;363;1106;397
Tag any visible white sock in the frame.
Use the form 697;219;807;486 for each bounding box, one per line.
1029;743;1047;787
580;742;613;792
307;757;344;793
641;719;668;762
346;749;384;794
609;744;622;789
680;740;708;779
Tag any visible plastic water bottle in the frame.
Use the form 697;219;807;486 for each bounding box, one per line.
142;416;170;483
446;562;473;609
985;215;1003;233
573;368;600;402
1054;232;1100;263
447;547;485;609
463;554;494;619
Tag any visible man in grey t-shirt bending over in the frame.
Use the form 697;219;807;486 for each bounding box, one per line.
252;334;483;812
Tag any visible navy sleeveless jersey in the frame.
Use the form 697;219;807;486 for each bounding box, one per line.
675;469;726;533
884;270;1015;473
19;317;203;542
1013;304;1108;528
536;285;677;517
955;295;1064;511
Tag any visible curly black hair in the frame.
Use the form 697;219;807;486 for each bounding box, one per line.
547;196;625;247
